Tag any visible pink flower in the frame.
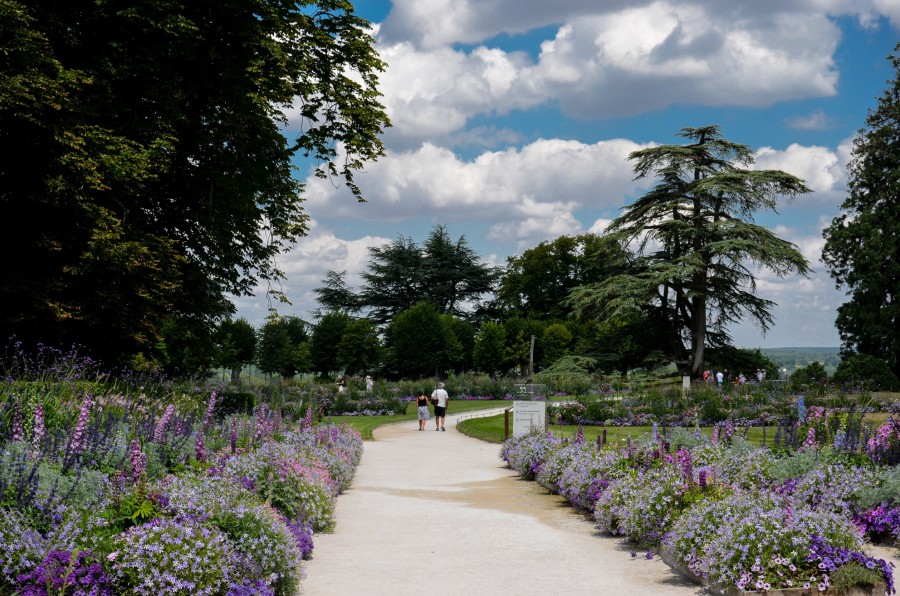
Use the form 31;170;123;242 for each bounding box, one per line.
203;391;217;428
68;396;93;456
11;404;23;442
32;404;45;447
802;427;817;449
154;404;175;442
130;439;145;485
195;433;208;463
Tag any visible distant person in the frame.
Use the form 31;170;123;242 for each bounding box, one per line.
757;369;765;383
416;390;430;431
337;376;346;394
716;370;724;386
431;382;450;431
366;375;374;392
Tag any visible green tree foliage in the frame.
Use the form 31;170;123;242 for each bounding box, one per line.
822;43;900;378
421;225;499;317
157;315;217;378
385;302;450;379
440;314;474;374
322;225;498;326
473;322;507;376
336;319;382;376
790;361;829;387
832;353;899;391
310;311;351;377
498;234;628;320
502;317;545;377
568;125;811;377
256;316;310;380
0;0;389;366
541;323;573;368
215;318;257;382
705;346;779;381
313;271;361;316
359;236;425;325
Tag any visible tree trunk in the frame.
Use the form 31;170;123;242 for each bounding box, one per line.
690;295;706;378
230;367;241;383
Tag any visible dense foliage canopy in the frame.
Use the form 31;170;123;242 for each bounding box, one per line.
0;0;389;366
822;43;900;378
568;125;811;377
318;225;499;325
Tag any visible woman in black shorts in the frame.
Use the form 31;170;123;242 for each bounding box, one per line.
416;390;430;431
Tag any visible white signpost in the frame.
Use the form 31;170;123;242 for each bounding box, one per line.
512;383;546;436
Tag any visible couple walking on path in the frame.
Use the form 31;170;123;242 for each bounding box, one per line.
416;382;450;431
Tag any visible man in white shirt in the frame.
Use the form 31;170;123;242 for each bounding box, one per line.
431;382;450;431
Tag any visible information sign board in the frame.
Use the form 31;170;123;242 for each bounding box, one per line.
513;401;546;436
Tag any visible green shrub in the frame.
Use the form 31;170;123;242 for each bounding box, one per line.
218;390;257;415
832;353;899;391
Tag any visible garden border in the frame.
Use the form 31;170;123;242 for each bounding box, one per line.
532;472;887;596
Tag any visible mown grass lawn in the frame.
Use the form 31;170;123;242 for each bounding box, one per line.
458;411;891;446
325;399;511;440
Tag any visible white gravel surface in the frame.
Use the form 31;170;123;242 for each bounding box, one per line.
301;410;705;596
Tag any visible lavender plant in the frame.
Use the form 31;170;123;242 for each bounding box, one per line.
594;463;684;547
789;462;879;517
556;447;623;511
0;507;44;589
15;549;113;596
500;431;563;479
223;442;336;532
162;473;302;594
108;517;238;595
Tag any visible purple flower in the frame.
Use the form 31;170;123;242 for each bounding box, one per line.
154;404;175;442
16;550;112;596
68;395;92;457
129;439;145;485
204;391;218;428
803;427;817;449
195;433;208;463
32;404;45;448
12;403;23;442
676;448;693;484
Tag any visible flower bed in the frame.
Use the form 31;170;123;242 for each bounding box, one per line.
502;425;898;595
0;373;363;596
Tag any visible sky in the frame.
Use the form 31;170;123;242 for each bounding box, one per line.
231;0;900;349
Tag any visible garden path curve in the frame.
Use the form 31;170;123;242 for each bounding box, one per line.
301;410;704;595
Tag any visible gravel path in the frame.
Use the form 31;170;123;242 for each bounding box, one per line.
301;410;704;595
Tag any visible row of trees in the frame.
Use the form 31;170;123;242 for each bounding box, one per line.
301;43;900;383
3;0;896;382
304;126;811;380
